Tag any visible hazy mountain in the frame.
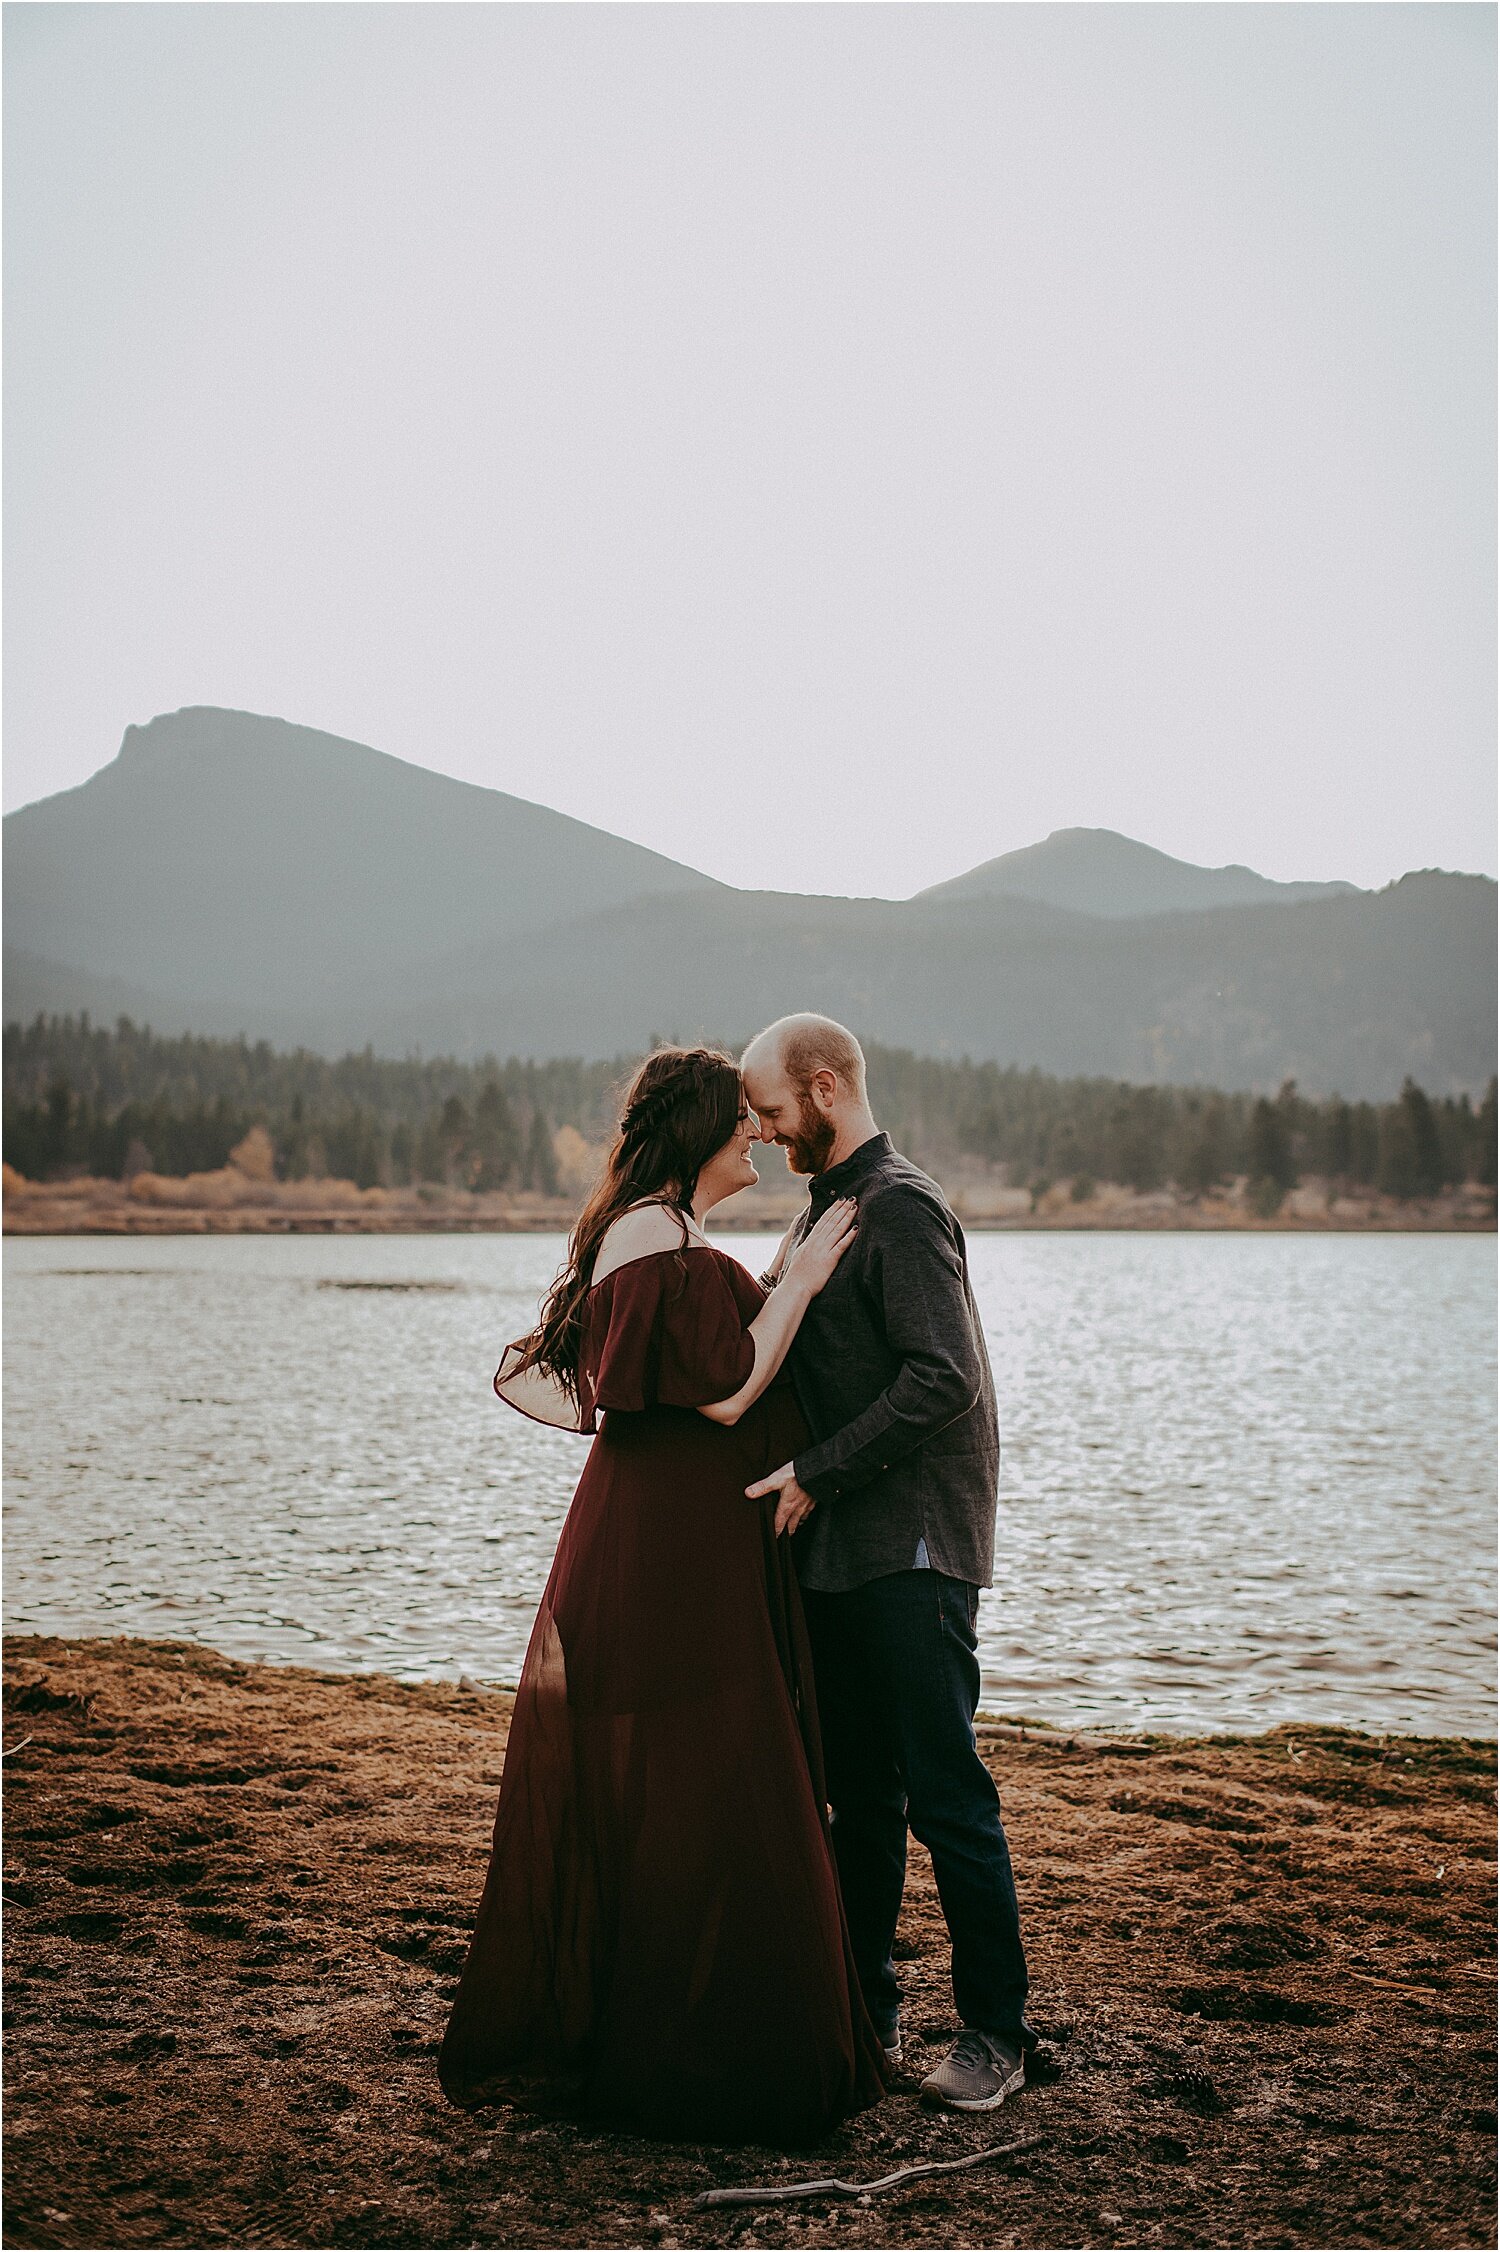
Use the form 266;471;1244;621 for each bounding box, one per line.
5;708;1494;1099
5;948;182;1038
4;707;717;1013
921;826;1360;917
312;872;1492;1099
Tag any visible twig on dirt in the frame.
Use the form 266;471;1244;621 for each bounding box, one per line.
694;2132;1044;2208
1;1736;34;1759
1346;1970;1439;1995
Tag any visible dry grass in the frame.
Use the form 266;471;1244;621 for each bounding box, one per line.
3;1635;1495;2250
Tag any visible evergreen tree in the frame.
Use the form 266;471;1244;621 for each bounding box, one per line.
1323;1097;1353;1182
280;1092;312;1180
1436;1094;1474;1191
1376;1106;1418;1199
525;1110;559;1195
45;1074;73;1174
438;1094;471;1185
1112;1086;1168;1192
1403;1079;1445;1194
1248;1096;1297;1206
1476;1078;1498;1189
1379;1078;1445;1199
1348;1102;1380;1185
323;1108;384;1189
1180;1097;1227;1197
470;1081;520;1191
1274;1078;1309;1179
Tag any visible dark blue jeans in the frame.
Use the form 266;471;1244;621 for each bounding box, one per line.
801;1569;1034;2049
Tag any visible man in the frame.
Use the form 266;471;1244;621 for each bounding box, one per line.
741;1013;1035;2112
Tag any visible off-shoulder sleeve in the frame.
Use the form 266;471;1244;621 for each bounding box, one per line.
581;1250;756;1421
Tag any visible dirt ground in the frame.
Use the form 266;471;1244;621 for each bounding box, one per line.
3;1636;1494;2251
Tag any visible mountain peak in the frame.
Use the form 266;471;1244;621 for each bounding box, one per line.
111;704;417;779
920;827;1361;920
114;705;257;771
6;704;715;1009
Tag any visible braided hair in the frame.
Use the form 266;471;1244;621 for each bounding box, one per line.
513;1045;742;1395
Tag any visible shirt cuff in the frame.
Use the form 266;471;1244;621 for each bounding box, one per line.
793;1454;844;1505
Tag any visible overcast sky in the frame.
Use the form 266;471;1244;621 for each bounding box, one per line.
5;3;1494;897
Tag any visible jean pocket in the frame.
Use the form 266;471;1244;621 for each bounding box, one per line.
935;1572;980;1649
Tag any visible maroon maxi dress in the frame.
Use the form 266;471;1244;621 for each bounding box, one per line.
439;1243;886;2145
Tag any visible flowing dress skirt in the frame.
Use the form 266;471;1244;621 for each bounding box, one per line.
439;1246;886;2146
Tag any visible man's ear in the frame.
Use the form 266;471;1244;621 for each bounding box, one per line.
812;1067;840;1112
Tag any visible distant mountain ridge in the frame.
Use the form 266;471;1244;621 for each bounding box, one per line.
920;826;1360;917
5;708;1494;1099
5;707;716;1011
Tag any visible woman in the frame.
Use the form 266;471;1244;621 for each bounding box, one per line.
438;1046;887;2146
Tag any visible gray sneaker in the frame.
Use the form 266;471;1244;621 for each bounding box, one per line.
919;2028;1026;2111
882;2029;903;2067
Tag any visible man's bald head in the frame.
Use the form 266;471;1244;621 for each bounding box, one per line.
742;1014;868;1104
741;1015;874;1176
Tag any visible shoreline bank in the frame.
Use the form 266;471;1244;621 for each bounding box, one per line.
6;1172;1494;1237
4;1634;1494;2249
12;1629;1487;1750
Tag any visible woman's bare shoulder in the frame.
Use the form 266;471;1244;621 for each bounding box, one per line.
591;1203;700;1286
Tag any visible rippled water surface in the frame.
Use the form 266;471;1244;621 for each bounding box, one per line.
5;1231;1494;1735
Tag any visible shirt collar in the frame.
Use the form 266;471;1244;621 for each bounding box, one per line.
810;1130;891;1203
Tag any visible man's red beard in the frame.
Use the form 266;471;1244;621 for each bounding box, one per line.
780;1094;838;1176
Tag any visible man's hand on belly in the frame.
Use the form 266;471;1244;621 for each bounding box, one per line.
745;1462;818;1538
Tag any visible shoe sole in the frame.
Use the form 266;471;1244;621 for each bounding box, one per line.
920;2058;1026;2111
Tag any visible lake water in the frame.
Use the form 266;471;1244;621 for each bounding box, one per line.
4;1232;1494;1737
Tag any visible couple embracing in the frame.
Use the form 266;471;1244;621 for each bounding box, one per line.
439;1015;1035;2145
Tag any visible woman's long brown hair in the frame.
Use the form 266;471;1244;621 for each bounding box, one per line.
515;1045;742;1397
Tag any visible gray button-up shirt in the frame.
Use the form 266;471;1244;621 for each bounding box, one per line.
775;1133;1000;1594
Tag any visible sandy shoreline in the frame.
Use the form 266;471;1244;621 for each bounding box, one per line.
5;1172;1494;1236
2;1635;1494;2250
